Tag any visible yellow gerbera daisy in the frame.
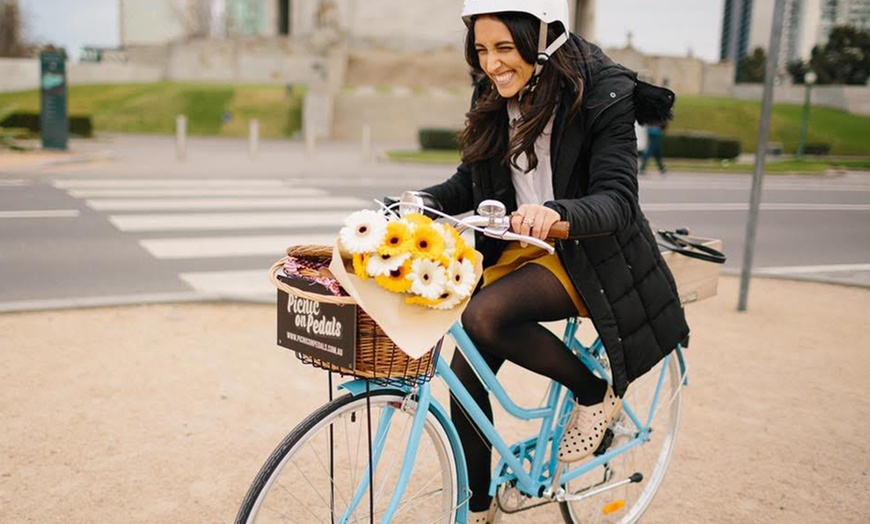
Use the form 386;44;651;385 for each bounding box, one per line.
405;295;444;308
456;245;478;265
378;221;413;256
352;253;370;280
403;213;432;227
374;259;413;293
410;224;446;261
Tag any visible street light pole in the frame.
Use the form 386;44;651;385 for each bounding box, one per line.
796;70;817;160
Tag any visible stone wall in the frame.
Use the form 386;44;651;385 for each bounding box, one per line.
331;87;471;142
0;59;39;93
604;46;735;97
68;63;163;86
732;84;870;116
164;38;346;89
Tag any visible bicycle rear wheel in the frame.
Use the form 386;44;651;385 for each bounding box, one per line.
559;353;683;523
236;389;460;524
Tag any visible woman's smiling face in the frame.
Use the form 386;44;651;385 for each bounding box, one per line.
473;15;534;99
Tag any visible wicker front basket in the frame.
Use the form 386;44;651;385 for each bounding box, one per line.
270;245;440;386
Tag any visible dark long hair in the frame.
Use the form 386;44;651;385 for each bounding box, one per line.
460;12;585;172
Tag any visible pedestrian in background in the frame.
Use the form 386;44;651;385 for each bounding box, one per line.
640;121;667;174
635;121;648;158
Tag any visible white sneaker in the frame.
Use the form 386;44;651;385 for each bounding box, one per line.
557;386;621;463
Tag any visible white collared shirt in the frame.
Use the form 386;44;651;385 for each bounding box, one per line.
507;100;555;207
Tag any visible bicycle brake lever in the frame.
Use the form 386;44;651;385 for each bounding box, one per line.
482;226;556;254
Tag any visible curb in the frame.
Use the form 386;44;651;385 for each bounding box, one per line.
0;150;115;173
1;273;864;315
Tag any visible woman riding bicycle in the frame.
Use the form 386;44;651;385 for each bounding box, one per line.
417;1;690;521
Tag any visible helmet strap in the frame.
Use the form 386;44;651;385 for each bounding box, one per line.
520;20;569;100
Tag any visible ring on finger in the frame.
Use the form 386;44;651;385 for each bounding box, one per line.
523;218;535;228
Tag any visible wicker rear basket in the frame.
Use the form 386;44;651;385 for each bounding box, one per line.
271;245;440;386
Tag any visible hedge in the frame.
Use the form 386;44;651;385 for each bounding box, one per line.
662;132;741;160
419;128;460;150
419;127;742;160
0;112;94;137
803;143;831;155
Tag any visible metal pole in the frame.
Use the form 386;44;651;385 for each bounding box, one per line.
175;115;187;162
248;118;259;159
305;125;316;159
737;0;787;312
361;123;372;162
796;84;811;159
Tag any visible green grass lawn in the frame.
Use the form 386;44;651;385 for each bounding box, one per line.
0;83;305;139
670;96;870;156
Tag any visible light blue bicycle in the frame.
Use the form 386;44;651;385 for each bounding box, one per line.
237;199;687;524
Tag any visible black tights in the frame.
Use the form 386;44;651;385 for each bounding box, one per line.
449;264;607;512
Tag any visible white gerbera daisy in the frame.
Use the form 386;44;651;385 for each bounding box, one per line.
366;252;411;277
407;258;448;300
446;259;476;298
432;288;465;310
432;223;457;257
339;210;388;254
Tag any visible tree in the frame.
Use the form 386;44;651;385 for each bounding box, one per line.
737;47;767;83
0;1;28;57
788;25;870;85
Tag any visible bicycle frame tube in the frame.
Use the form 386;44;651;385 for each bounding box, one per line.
448;324;554;420
337;324;687;512
342;401;397;522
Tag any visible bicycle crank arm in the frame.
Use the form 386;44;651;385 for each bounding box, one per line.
557;472;644;502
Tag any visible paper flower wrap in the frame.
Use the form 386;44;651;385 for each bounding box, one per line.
338;210;479;310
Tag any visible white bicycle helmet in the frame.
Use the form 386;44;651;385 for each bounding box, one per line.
461;0;569;30
461;0;570;76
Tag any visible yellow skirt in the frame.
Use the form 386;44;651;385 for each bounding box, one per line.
482;242;588;317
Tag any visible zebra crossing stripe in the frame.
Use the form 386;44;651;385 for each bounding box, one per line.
179;270;274;298
109;211;351;232
140;234;336;259
87;196;370;211
68;187;328;198
52;179;288;188
643;203;870;212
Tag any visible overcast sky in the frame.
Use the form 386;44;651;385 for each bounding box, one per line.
22;0;726;63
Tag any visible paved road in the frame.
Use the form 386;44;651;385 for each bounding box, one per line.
1;135;868;312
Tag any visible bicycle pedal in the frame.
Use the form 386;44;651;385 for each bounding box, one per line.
593;428;614;456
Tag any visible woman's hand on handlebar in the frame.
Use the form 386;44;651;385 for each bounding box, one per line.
510;204;562;248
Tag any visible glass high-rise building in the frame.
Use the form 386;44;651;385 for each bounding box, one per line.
720;0;755;62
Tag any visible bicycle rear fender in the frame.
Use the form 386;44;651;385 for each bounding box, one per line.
339;380;471;523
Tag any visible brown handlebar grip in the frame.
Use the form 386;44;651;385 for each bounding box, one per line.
548;221;570;240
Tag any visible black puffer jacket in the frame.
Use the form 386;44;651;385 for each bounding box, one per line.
423;36;689;396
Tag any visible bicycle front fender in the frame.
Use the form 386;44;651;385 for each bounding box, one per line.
339;379;471;523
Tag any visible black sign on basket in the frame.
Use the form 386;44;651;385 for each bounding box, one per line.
276;275;357;370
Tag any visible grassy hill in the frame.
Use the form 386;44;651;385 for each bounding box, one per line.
0;83;305;139
670;96;870;156
1;84;869;156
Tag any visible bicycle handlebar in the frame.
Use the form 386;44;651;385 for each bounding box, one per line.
389;195;568;255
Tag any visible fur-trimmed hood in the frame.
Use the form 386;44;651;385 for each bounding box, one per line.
570;35;675;126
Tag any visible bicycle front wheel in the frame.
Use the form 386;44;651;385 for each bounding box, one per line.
560;353;683;523
236;389;460;524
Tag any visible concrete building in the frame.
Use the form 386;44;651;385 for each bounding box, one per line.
118;0;597;49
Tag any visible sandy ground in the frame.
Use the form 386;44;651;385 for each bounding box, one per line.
1;276;868;523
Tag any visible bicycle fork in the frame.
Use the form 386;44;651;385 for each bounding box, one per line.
341;383;432;524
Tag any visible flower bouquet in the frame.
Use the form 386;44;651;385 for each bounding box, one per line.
327;209;482;359
338;209;479;310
